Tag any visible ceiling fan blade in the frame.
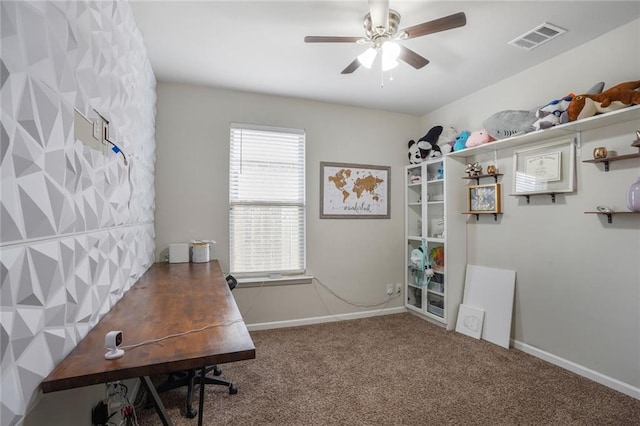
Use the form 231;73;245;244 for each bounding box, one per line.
341;58;361;74
402;12;466;39
398;45;430;69
304;36;361;43
368;0;389;30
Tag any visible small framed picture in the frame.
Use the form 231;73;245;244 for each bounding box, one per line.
467;183;502;214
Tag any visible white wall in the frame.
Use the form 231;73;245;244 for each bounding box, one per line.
421;20;640;392
154;84;420;324
1;1;157;424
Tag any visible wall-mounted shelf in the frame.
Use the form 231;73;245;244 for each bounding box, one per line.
509;192;566;203
582;152;640;171
584;211;640;223
462;212;502;221
462;173;503;184
447;105;640;158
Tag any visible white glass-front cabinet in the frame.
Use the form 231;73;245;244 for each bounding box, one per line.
404;157;466;330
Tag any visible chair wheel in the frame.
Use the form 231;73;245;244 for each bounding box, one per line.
186;408;197;419
229;384;238;395
213;366;222;376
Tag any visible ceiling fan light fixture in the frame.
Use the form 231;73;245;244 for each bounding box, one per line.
381;41;400;70
382;58;399;72
357;47;377;69
382;41;400;60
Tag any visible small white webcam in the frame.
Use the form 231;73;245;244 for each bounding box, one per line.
104;330;124;360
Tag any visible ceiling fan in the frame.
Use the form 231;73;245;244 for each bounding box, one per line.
304;0;466;74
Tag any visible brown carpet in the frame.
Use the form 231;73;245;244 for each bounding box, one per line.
136;313;640;425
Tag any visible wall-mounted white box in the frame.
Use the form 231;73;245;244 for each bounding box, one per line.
169;243;189;263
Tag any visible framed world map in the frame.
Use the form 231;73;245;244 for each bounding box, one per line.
320;162;390;219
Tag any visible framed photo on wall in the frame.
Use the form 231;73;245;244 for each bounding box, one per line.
320;162;390;219
467;183;502;214
512;138;576;195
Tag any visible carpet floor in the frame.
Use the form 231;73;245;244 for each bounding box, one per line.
136;313;640;425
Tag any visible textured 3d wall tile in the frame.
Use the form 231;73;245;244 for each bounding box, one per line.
0;1;156;424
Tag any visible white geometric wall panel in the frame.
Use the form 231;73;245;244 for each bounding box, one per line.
0;1;156;424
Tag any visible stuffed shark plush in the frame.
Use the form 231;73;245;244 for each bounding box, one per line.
567;80;640;122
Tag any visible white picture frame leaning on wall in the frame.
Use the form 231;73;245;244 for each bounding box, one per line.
512;138;576;195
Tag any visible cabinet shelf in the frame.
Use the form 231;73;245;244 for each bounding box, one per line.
405;157;466;329
584;211;640;223
582;152;640;171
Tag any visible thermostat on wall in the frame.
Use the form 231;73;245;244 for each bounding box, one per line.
169;243;189;263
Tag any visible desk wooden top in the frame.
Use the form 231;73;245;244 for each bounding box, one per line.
41;261;255;393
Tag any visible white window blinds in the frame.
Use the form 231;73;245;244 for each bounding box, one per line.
229;123;306;275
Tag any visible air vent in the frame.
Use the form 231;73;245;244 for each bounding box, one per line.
508;22;567;50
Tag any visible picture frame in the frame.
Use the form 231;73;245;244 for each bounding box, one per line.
320;162;390;219
512;138;575;195
467;183;502;214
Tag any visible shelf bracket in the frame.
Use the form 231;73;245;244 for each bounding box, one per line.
475;214;479;221
574;132;582;158
551;193;556;203
602;160;610;172
493;213;498;221
605;213;612;224
525;195;530;204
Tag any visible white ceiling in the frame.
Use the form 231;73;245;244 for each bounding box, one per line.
129;1;640;116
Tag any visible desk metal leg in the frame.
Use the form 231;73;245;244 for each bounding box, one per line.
198;367;206;426
141;376;173;426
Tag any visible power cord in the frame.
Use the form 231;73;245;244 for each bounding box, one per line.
120;319;244;351
92;382;139;426
311;276;400;321
313;276;400;308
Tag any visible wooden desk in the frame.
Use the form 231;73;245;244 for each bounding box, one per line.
42;261;255;425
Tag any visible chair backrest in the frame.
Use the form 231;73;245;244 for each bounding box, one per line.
225;275;237;291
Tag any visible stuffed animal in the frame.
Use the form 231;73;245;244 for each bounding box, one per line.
408;140;421;164
417;126;443;159
483;110;537;139
532;82;605;130
533;95;574;130
436;126;458;155
566;80;640;122
465;129;496;148
453;130;470;151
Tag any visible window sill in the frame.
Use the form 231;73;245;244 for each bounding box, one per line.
236;275;313;288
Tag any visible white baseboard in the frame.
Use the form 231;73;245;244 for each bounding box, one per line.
512;339;640;400
246;307;406;331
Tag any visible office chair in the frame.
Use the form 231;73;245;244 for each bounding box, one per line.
151;275;239;418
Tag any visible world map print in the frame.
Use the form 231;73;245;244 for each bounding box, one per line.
321;163;389;217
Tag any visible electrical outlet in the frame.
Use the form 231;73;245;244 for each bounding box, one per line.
386;283;394;295
395;283;402;294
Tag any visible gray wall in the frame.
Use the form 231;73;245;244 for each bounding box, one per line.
1;1;156;424
421;19;640;393
154;83;419;324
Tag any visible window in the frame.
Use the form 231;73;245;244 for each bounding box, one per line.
229;123;306;276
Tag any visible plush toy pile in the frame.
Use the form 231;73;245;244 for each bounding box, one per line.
407;125;459;163
406;80;640;162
